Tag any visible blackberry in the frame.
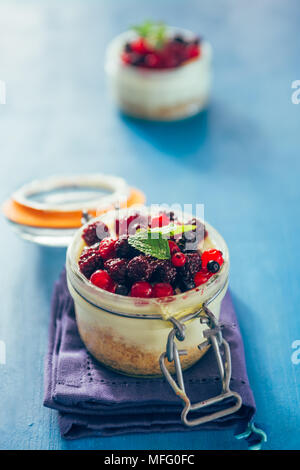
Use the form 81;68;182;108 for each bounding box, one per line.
176;253;201;282
186;252;202;276
78;244;103;279
82;221;110;246
115;236;140;259
176;219;206;252
151;260;177;285
115;284;129;296
127;255;153;282
104;258;128;283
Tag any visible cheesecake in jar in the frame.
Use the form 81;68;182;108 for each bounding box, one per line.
66;207;228;376
105;21;212;120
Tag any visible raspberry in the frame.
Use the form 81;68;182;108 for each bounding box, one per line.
194;270;213;287
114;236;140;259
152;260;177;285
171;252;186;267
98;237;117;260
82;221;110;246
152;283;174;298
78;244;103;279
201;250;224;269
104;258;128;283
127;255;153;282
130;281;153;298
90;270;115;291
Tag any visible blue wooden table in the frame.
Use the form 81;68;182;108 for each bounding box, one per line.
0;0;299;450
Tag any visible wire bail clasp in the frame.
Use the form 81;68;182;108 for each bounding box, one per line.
160;303;242;427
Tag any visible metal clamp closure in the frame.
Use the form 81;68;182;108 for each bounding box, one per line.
160;303;242;427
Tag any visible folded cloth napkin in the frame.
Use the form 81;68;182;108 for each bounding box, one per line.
44;270;256;439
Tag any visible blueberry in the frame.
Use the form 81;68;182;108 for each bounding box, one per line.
115;284;129;296
174;35;185;44
207;260;220;274
178;277;196;292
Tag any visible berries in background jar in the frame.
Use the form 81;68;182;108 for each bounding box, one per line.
98;237;117;260
82;221;110;246
201;249;224;269
130;281;153;298
127;255;153;282
90;270;115;291
171;252;186;267
152;283;174;298
104;258;128;283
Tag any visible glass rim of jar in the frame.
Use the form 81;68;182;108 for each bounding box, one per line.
66;207;229;320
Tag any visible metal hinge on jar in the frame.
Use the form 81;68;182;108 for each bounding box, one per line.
160;289;242;427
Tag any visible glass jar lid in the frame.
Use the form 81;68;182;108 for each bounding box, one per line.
2;174;145;247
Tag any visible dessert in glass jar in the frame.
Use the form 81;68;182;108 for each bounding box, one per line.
105;21;212;121
66;206;229;376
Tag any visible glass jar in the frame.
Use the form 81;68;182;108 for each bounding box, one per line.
66;209;229;377
105;27;212;121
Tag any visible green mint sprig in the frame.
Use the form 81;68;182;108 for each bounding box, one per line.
127;224;196;260
132;20;167;49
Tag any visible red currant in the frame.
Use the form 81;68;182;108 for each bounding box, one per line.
171;252;186;267
90;270;115;291
150;214;170;229
98;237;117;260
186;44;200;59
130;38;150;54
152;283;174;298
201;250;224;269
168;240;180;255
194;270;212;287
130;281;153;298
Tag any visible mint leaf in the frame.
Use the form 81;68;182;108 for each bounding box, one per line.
127;224;197;259
150;224;197;238
131;20;167;49
128;230;170;259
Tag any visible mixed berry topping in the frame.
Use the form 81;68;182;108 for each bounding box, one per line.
79;213;224;297
121;21;201;70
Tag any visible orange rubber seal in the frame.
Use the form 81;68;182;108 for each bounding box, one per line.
2;188;145;229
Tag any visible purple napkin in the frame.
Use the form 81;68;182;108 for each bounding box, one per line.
44;270;256;439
